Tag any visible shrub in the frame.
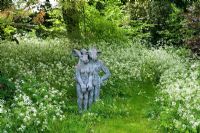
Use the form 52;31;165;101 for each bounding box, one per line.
101;40;200;132
81;0;129;44
157;63;200;132
0;72;15;103
0;37;72;132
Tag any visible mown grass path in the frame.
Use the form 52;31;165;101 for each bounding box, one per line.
50;81;161;133
93;81;160;133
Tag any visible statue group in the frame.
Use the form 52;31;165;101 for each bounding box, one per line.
72;48;111;113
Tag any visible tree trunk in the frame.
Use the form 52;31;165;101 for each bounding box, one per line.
62;1;81;42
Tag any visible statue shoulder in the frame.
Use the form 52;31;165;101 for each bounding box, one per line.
97;60;106;67
75;64;81;70
97;60;104;65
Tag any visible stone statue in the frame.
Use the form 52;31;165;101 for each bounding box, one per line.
72;49;93;113
88;48;111;102
73;48;111;112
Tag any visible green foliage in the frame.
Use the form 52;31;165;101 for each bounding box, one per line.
184;1;200;53
82;0;128;44
129;0;150;20
35;9;66;38
129;1;193;47
0;38;71;132
0;0;199;48
156;4;192;46
3;25;16;37
0;73;15;103
0;9;15;40
0;36;199;132
0;25;16;40
1;0;200;132
172;0;195;11
147;1;173;45
148;1;172;25
0;0;12;10
61;0;85;41
128;20;153;44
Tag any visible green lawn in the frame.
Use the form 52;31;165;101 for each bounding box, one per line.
49;81;161;133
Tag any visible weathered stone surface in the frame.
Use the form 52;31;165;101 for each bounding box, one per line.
73;48;110;113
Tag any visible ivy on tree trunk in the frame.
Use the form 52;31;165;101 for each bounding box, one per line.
62;1;81;42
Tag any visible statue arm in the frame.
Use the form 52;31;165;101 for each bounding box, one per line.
75;68;84;86
100;61;111;83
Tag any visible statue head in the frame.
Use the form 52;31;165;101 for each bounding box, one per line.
72;49;89;64
88;48;101;61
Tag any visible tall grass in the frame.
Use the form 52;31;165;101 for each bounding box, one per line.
0;36;199;132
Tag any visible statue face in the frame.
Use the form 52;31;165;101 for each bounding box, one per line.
80;49;89;64
88;48;100;61
81;52;89;64
72;49;89;64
